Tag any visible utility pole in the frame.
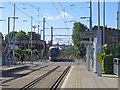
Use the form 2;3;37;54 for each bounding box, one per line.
38;25;40;34
13;3;15;65
7;17;10;66
31;16;33;64
89;0;92;32
88;0;92;71
51;26;53;46
117;11;119;30
103;0;105;45
97;0;102;77
98;0;100;31
32;25;36;40
38;7;40;35
43;17;45;58
8;18;10;54
67;40;69;61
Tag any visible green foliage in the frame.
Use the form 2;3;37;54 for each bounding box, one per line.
25;49;32;55
102;59;105;73
27;32;40;40
72;22;87;48
15;30;28;40
118;42;120;46
102;44;120;58
0;32;5;46
102;44;110;55
103;54;113;74
5;31;17;43
34;49;39;55
72;22;87;58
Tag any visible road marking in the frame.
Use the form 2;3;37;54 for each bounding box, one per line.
61;66;73;88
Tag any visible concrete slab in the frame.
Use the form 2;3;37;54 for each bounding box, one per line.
61;62;118;88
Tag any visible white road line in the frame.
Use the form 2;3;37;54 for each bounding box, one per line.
61;66;73;88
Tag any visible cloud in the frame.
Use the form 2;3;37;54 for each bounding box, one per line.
46;12;73;20
60;12;73;19
46;12;50;16
47;16;54;20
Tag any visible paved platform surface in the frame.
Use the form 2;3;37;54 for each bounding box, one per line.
61;61;119;89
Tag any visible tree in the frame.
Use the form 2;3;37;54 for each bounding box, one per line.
27;32;40;40
5;31;17;44
0;32;5;47
72;22;87;58
15;30;28;40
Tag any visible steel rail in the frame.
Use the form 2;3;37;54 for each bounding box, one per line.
20;66;60;90
50;65;71;90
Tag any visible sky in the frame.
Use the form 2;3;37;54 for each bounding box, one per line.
0;0;119;45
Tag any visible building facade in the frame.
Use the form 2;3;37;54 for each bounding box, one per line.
92;26;120;45
118;1;120;29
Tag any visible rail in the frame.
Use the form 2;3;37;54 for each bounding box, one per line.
20;66;60;90
50;65;71;90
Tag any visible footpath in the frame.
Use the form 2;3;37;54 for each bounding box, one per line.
61;60;119;89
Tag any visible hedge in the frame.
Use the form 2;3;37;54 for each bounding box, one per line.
103;54;113;74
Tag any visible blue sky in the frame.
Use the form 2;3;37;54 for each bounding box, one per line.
1;1;119;44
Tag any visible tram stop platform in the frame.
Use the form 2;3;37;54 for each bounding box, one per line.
0;64;31;76
61;61;119;89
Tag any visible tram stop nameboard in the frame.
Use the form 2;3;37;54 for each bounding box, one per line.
80;31;97;38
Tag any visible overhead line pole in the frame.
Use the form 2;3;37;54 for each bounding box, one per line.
13;3;15;65
97;0;102;77
31;16;33;64
90;0;92;32
51;26;53;46
43;17;45;58
103;0;105;45
117;11;119;30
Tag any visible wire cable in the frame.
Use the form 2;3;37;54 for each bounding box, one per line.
24;0;52;27
51;0;65;23
6;0;39;24
24;0;44;18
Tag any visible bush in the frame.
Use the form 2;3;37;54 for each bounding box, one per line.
26;49;32;55
103;54;113;74
34;49;39;55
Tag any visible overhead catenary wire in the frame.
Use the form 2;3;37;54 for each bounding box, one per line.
24;0;51;27
58;0;74;37
58;0;64;11
6;0;40;24
51;0;65;23
51;0;71;37
24;0;44;18
58;0;67;22
58;0;67;25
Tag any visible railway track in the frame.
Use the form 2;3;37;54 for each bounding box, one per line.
20;65;71;89
50;65;71;90
2;65;49;84
2;62;57;84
